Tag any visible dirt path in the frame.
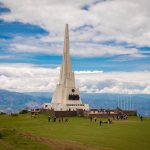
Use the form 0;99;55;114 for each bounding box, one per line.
19;132;112;150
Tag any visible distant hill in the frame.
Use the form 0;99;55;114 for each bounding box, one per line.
0;89;150;116
0;89;49;112
81;93;150;116
25;92;52;99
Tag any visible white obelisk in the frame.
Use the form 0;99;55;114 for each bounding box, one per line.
43;24;89;111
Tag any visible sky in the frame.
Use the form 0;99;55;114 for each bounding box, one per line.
0;0;150;94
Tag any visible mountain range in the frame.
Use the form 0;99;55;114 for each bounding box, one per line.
0;89;150;116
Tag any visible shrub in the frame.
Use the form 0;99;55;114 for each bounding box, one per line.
0;129;16;139
19;109;28;114
0;112;6;115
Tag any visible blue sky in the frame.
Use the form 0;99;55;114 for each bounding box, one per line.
0;0;150;93
0;17;149;71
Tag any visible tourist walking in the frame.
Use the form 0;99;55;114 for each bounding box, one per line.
90;116;92;122
53;117;56;122
140;116;143;121
99;120;102;126
48;115;51;122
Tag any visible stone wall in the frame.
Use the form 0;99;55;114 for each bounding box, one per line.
122;110;137;116
40;109;77;117
40;109;137;118
55;111;77;117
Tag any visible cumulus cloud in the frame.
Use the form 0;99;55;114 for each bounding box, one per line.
1;0;150;48
76;71;150;94
0;63;150;94
8;36;145;58
0;55;13;59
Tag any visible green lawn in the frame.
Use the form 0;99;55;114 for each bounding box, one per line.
0;114;150;150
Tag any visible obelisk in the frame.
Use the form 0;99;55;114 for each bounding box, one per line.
43;24;89;111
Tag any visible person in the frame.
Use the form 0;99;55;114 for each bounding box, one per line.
99;119;102;126
65;118;68;122
31;114;35;119
140;116;143;121
90;116;92;122
116;115;119;120
61;117;63;122
94;117;97;122
53;117;56;122
58;118;61;122
108;118;112;124
48;115;51;122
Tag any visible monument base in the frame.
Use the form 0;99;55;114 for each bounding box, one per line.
43;103;89;111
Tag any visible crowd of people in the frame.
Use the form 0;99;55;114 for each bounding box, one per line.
46;114;144;125
48;116;69;123
89;116;113;126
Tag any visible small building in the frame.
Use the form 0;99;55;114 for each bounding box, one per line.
87;107;137;118
31;109;40;116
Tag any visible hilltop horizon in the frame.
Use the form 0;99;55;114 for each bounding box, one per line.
0;89;150;116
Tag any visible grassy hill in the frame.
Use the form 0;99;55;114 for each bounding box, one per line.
0;114;150;150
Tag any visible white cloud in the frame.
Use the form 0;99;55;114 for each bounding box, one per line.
76;71;150;94
0;63;150;94
9;36;145;58
1;0;150;48
0;55;13;59
71;42;143;57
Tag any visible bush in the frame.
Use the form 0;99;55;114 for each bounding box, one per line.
19;109;28;114
0;129;16;139
0;112;6;115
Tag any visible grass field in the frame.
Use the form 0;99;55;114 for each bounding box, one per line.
0;114;150;150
